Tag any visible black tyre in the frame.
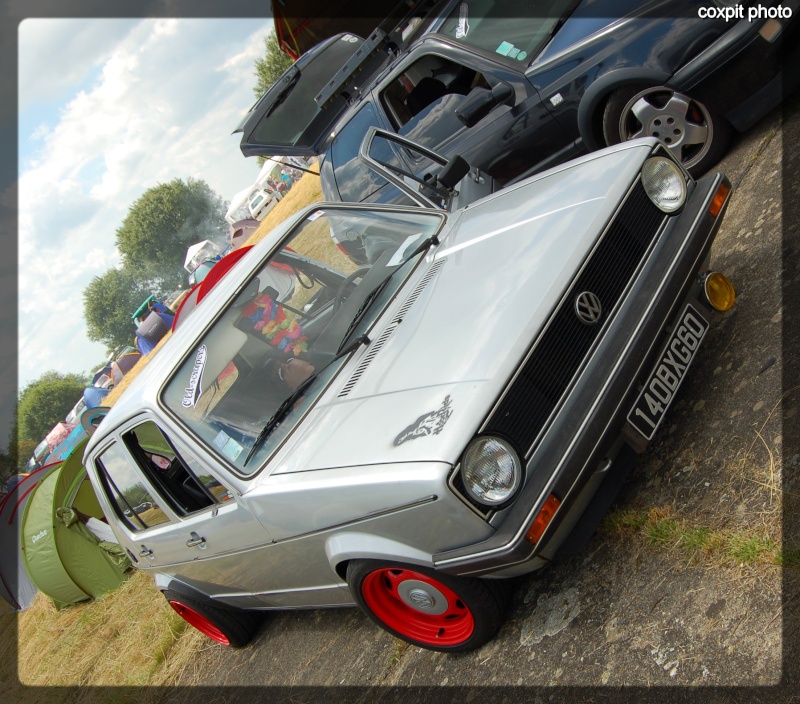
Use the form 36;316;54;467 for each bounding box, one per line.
163;589;263;648
346;559;509;653
602;84;731;177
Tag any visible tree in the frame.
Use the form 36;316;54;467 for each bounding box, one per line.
115;178;228;291
17;371;88;445
253;31;294;99
83;267;153;353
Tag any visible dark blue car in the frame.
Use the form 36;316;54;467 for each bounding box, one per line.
236;0;799;205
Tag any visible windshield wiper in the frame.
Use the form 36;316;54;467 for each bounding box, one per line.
242;334;370;467
335;234;440;355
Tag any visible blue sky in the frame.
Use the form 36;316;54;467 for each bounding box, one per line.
18;18;274;391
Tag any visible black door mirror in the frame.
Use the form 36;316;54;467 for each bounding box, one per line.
455;83;515;128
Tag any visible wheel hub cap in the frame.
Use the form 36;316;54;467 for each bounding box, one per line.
397;579;448;614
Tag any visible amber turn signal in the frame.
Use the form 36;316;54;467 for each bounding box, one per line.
525;493;561;544
708;182;730;218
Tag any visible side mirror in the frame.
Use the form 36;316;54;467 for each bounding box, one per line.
436;155;470;191
455;83;515;128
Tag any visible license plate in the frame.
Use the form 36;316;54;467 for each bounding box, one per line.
627;303;709;440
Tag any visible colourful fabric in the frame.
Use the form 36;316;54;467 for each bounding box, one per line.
240;292;308;356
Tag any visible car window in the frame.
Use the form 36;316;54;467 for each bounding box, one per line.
438;0;576;64
122;422;226;514
381;55;488;133
96;441;172;533
330;103;408;203
247;35;364;149
161;206;443;474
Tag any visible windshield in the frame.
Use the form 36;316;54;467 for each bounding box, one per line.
438;0;576;64
162;206;443;474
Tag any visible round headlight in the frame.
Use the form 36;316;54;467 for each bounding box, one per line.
641;157;687;213
461;436;522;507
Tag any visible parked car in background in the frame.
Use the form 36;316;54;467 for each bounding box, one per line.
24;438;51;472
237;0;799;206
84;136;736;652
65;398;87;425
247;187;282;221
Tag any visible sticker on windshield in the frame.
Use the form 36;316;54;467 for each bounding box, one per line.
213;430;244;461
495;41;514;57
387;234;423;267
213;430;230;451
182;345;207;408
221;438;244;462
308;210;325;222
455;3;470;38
394;395;453;446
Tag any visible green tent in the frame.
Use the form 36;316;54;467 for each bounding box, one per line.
20;439;130;609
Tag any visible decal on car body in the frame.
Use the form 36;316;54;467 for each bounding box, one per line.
182;345;207;408
394;395;453;445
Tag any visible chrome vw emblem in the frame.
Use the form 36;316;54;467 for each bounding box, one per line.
575;291;602;325
408;589;435;609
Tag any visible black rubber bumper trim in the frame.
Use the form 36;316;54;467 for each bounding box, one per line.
434;171;731;576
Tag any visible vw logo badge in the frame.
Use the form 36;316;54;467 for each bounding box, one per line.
575;291;602;325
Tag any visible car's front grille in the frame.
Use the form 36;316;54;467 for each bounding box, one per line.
481;179;668;458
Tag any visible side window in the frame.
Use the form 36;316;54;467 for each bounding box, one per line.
380;55;488;132
96;442;171;533
330;103;406;203
122;422;220;516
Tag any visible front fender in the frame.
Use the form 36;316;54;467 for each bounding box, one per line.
325;532;435;579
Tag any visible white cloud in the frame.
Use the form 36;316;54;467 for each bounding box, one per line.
18;19;273;389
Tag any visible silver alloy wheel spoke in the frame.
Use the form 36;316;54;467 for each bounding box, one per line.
682;120;709;147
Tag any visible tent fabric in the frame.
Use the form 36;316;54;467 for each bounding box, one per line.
135;311;175;355
110;351;142;385
91;364;112;385
83;386;110;409
20;439;130;609
45;422;76;451
0;463;56;610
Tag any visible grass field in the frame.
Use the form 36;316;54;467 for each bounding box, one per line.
6;169;323;698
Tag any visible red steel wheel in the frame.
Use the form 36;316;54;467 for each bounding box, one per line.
347;560;508;652
362;567;475;646
168;600;231;646
162;589;262;648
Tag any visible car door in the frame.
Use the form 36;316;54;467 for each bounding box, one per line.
92;417;278;604
375;39;571;182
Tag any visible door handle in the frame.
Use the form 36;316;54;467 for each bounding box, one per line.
139;545;154;559
186;532;206;549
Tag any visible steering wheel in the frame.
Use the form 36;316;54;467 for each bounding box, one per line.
333;267;371;314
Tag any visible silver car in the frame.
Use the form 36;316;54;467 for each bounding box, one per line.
83;137;735;652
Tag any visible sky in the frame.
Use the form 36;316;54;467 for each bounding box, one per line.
17;18;274;391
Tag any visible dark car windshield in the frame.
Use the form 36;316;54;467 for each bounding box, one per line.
438;0;577;63
162;206;443;475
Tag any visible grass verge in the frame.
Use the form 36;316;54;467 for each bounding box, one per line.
603;505;793;568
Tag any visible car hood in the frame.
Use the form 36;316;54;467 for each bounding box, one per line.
269;144;647;474
537;0;662;62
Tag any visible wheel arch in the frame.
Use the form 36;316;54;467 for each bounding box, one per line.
326;532;435;581
577;68;673;151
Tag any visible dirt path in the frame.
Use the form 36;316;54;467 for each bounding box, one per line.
152;94;800;703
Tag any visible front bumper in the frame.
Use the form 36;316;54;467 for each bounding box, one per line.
434;170;731;577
